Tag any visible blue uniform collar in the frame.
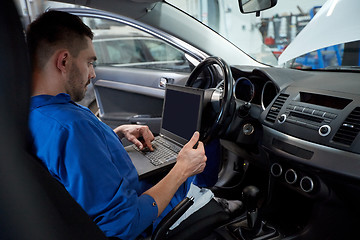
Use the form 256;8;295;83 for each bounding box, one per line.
30;93;74;111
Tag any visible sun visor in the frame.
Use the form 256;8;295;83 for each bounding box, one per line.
54;0;157;19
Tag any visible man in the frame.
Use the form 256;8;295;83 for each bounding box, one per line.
27;10;210;239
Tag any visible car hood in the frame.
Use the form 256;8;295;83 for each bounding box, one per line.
278;0;360;65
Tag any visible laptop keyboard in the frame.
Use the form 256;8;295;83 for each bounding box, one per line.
134;137;181;166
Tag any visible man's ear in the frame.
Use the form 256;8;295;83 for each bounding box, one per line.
55;50;70;72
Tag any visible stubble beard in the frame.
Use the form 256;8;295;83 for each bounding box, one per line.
66;63;87;102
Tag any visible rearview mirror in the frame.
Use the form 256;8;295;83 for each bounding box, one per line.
238;0;277;15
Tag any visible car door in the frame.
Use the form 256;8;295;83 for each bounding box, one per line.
62;8;207;136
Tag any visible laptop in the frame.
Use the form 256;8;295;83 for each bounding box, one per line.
125;84;204;179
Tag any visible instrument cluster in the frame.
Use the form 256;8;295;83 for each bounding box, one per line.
233;75;278;110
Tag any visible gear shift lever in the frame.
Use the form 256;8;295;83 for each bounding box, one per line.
242;185;260;229
231;185;279;240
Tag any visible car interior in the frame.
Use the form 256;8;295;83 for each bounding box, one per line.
3;0;360;239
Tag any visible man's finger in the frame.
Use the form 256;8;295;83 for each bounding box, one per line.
196;140;204;150
140;127;154;151
143;139;153;151
186;131;200;148
136;142;144;150
128;135;143;150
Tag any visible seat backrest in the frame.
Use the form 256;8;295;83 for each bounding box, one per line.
0;1;109;239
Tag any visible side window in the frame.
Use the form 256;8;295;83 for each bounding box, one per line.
144;40;184;62
102;39;146;64
81;16;192;72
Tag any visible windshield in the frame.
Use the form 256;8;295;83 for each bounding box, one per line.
167;0;360;70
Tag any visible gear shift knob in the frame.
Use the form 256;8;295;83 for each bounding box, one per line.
242;186;260;229
242;185;260;210
236;186;278;239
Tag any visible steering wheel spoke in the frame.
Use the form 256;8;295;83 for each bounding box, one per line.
186;57;235;143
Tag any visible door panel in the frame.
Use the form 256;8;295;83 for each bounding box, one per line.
94;79;164;132
94;66;189;89
93;68;190;134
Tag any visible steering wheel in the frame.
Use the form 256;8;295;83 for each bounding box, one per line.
186;56;234;143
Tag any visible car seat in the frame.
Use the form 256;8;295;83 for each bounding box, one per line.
0;1;111;239
0;1;230;239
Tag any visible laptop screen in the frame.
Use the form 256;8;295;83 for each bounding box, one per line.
160;84;204;144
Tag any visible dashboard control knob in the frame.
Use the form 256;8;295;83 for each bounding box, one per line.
270;163;282;177
319;125;331;136
278;114;286;124
300;176;314;193
285;169;297;185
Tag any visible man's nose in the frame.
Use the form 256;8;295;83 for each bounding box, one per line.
89;67;96;79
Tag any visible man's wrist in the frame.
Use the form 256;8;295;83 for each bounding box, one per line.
169;164;188;185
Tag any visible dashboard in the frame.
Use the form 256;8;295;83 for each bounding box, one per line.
227;65;360;196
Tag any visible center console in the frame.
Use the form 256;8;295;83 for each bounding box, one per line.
258;83;360;182
263;87;360;154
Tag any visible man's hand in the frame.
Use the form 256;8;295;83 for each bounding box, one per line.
113;124;154;151
174;131;207;180
142;131;207;216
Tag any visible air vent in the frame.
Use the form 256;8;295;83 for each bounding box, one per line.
333;107;360;146
266;93;289;123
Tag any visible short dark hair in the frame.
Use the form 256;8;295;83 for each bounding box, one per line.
26;10;94;70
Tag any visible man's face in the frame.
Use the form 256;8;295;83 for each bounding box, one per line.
65;37;97;102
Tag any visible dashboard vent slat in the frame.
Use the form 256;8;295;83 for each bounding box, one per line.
266;93;289;123
333;107;360;146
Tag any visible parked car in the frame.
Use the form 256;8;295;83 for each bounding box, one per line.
4;0;360;239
